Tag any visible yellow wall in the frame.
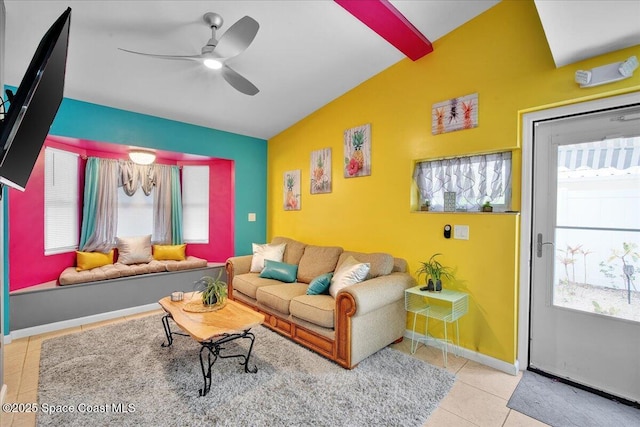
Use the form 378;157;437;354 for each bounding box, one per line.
267;0;640;364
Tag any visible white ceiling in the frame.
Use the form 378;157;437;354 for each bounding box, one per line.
3;1;640;141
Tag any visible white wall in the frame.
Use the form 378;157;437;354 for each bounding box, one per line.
554;170;640;289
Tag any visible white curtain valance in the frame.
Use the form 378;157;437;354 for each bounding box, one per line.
118;161;156;196
413;151;512;211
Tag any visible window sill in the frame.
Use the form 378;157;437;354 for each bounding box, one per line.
413;210;520;215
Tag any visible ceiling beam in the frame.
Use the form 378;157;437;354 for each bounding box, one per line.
334;0;433;61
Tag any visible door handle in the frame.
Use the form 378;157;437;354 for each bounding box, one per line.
536;233;554;258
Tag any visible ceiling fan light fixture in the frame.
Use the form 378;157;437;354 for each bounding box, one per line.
129;149;156;165
204;58;223;70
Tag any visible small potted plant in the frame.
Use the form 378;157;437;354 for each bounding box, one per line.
193;270;228;306
416;253;454;292
481;200;493;212
420;199;431;211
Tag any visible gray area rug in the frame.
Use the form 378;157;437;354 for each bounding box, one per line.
37;314;455;426
507;370;640;427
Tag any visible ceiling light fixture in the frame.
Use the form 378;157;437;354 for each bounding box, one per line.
129;149;156;165
203;58;223;70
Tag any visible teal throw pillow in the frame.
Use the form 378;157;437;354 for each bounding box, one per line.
306;272;334;295
260;260;298;283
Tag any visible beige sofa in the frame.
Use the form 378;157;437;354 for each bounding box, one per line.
225;236;415;369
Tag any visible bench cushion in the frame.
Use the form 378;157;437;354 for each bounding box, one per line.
159;256;207;272
256;283;308;315
58;256;208;286
59;264;121;285
290;294;335;328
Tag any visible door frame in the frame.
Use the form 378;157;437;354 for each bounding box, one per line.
517;90;640;371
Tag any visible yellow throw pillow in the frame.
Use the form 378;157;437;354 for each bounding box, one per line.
76;250;114;272
153;244;187;261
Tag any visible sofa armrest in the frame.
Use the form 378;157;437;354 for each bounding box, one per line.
226;255;253;276
339;272;416;317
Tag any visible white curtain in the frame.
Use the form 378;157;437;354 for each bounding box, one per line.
153;164;173;244
81;158;119;252
413;151;512;211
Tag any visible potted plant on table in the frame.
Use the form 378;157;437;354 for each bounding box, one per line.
193;270;228;306
420;199;431;211
416;253;454;292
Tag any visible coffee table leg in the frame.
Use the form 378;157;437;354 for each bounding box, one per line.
199;345;218;397
242;331;258;374
161;314;173;347
197;329;258;397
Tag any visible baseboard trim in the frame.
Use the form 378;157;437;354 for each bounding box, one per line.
404;329;519;376
6;303;161;342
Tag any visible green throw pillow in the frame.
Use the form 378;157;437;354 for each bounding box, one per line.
260;260;298;283
307;272;334;295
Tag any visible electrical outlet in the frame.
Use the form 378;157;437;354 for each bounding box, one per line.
248;213;256;222
454;225;469;240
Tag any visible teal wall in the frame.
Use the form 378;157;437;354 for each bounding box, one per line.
3;91;268;332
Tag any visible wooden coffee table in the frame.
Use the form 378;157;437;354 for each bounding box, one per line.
159;293;265;396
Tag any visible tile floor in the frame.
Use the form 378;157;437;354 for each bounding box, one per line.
1;311;547;427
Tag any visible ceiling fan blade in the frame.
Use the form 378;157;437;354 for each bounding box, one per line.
118;48;203;62
221;65;259;96
214;16;259;59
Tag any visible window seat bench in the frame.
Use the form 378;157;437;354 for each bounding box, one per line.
9;262;225;333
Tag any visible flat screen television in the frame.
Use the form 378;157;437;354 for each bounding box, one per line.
0;7;71;191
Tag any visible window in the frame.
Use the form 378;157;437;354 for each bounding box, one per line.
44;147;79;254
117;186;154;239
182;165;209;243
413;151;512;212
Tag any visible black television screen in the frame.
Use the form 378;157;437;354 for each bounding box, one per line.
0;7;71;191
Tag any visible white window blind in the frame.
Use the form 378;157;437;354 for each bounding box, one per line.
44;147;79;255
117;186;154;239
182;165;209;243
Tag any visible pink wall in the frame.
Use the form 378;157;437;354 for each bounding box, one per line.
9;138;235;291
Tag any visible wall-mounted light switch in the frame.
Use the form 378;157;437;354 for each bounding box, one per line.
248;213;256;222
454;225;469;240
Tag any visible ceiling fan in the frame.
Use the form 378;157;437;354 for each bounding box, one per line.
119;12;260;96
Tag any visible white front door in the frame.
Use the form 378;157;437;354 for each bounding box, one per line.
530;102;640;402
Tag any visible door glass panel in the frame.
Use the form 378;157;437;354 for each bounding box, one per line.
553;137;640;322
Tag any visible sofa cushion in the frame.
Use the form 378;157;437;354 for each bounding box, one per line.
329;255;370;297
256;283;308;315
76;250;114;272
153;244;186;261
259;260;298;283
233;273;283;300
271;236;307;265
116;235;153;265
336;251;394;279
250;242;286;272
290;294;335;328
306;273;333;295
297;245;343;284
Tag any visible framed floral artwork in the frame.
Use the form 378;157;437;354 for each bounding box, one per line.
344;123;371;178
432;93;478;135
284;169;301;211
310;148;332;194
